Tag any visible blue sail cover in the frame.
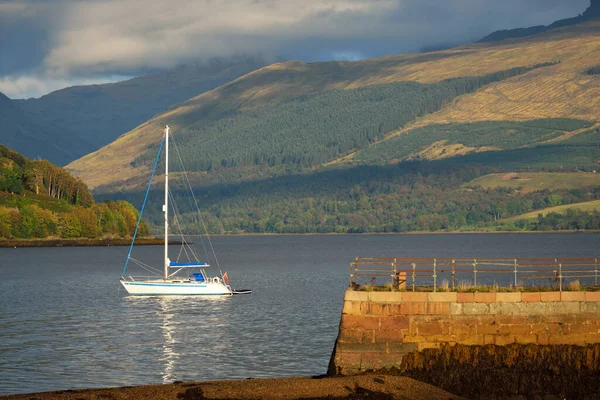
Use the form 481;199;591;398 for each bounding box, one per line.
169;261;209;268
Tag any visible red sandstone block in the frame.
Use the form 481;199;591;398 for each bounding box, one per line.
375;329;404;341
427;302;450;315
477;324;499;335
584;333;600;344
388;342;418;354
474;292;496;303
546;323;565;335
369;303;389;316
457;293;474;303
418;342;442;351
400;302;428;315
341;315;380;330
459;334;485;346
585;292;600;302
548;334;587;345
416;321;443;335
336;342;387;353
521;292;541;302
432;334;457;343
402;292;428;302
360;352;396;371
568;324;600;335
342;301;362;315
403;335;427;343
360;302;371;314
537;333;549;345
499;324;532;335
531;324;548;334
561;292;586;302
540;292;561;302
332;352;361;375
339;328;364;343
495;293;521;303
379;316;410;331
495;335;515;346
362;330;375;344
386;304;403;316
514;334;537;344
450;324;474;335
484;335;495;345
427;292;458;302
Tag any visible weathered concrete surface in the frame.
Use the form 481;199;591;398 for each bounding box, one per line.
329;290;600;375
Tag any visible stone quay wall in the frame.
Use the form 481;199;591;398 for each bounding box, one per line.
329;289;600;375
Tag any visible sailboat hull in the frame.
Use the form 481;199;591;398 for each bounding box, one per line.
121;280;232;296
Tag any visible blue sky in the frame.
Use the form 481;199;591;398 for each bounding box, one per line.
0;0;589;99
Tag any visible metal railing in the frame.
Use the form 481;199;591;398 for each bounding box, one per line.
350;257;600;292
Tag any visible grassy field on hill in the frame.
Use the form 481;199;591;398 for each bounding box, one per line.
468;172;600;191
353;119;594;164
510;200;600;220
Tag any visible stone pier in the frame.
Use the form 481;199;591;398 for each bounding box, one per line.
329;289;600;375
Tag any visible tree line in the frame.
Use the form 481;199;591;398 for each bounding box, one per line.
108;162;599;235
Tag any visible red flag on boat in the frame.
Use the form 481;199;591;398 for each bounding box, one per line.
222;272;229;285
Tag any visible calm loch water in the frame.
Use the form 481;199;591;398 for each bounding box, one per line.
0;234;598;395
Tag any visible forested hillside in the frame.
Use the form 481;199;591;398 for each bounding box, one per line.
131;65;552;173
0;145;149;239
71;17;600;234
68;19;600;193
2;56;267;165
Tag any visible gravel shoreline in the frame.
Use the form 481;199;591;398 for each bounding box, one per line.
1;375;465;399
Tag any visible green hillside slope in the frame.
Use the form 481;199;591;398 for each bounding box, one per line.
4;56;268;165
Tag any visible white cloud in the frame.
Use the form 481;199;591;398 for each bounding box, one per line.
41;0;399;76
0;0;590;98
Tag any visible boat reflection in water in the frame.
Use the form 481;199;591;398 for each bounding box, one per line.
124;295;232;384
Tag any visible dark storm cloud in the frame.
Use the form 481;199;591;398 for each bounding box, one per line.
0;0;590;98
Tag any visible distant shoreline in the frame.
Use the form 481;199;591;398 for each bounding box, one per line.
190;230;600;237
0;237;180;248
1;230;597;247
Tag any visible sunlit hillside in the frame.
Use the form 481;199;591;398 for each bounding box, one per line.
67;20;600;193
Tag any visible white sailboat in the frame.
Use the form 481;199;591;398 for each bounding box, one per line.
120;126;245;296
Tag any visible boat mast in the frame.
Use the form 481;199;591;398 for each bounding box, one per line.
164;125;169;280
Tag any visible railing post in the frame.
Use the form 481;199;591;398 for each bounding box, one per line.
433;258;437;292
473;258;478;287
559;263;563;292
514;258;518;288
595;258;598;287
392;258;396;291
451;259;456;290
412;262;416;292
350;261;355;287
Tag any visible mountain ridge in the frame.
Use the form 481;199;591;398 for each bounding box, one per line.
478;0;600;42
1;56;269;165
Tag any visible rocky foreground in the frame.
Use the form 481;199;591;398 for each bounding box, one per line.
2;375;464;400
